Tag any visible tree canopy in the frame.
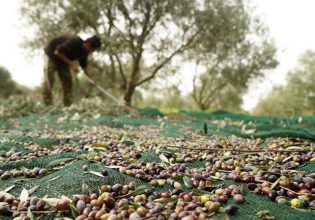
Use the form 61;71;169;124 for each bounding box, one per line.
0;66;22;98
21;0;277;108
254;50;315;116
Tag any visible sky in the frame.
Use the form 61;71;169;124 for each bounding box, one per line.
1;0;315;111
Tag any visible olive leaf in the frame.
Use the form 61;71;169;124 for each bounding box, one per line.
85;171;105;178
285;146;305;151
42;198;61;207
48;176;61;182
157;162;168;169
116;185;152;199
129;202;142;209
69;203;79;219
92;143;110;149
106;165;125;169
121;140;135;146
3;185;15;193
27;207;35;220
192;189;211;196
270;177;281;190
120;202;142;210
256;210;275;219
0;202;8;208
201;152;207;160
28;185;40;195
159;154;169;163
243;165;259;172
282;156;293;163
47;158;75;168
153;197;178;204
183;176;193;188
20;187;29;202
307;173;315;178
0;191;15;199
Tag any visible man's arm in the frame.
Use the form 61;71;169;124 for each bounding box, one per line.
54;50;79;72
83;66;96;85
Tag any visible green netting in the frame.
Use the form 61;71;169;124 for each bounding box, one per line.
0;134;60;148
298;162;315;175
5;108;315;140
1;109;315;219
0;142;30;153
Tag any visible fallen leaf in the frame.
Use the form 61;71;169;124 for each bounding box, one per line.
47;158;75;168
159;154;169;163
86;171;105;177
183;176;193;188
153;197;178;204
48;176;61;182
3;185;15;193
20;188;29;202
28;185;40;195
42;198;61;207
27;207;35;220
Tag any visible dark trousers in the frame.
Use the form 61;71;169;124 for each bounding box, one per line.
43;58;73;106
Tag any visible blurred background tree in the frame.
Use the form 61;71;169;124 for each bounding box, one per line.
253;50;315;116
0;66;26;98
20;0;277;110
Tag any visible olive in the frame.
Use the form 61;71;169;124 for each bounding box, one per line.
292;176;304;184
101;170;108;176
267;174;278;183
76;200;86;214
153;204;165;213
268;191;278;202
129;212;140;220
275;196;287;205
225;205;238;215
219;195;229;203
55;198;70;211
247;183;257;190
118;198;128;207
205;201;220;212
290;198;301;208
75;215;86;220
38;168;47;176
233;194;245;204
173;182;182;189
103;197;115;208
0;206;11;215
172;188;184;195
112;184;123;192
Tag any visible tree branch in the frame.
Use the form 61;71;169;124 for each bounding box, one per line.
117;0;136;56
135;30;200;87
113;53;127;89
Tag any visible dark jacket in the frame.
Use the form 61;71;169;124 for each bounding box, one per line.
44;35;88;68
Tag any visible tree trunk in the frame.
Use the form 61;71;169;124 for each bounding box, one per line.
123;86;135;106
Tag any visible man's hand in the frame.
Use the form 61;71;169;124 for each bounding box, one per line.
88;77;97;86
83;67;96;85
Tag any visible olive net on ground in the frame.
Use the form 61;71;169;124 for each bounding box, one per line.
1;109;315;219
3;109;315;140
0;149;314;220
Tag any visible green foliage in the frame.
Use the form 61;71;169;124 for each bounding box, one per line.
137;85;194;109
254;50;315;116
190;1;278;111
20;0;277;110
0;66;23;98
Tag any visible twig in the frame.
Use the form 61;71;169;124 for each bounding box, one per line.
166;145;312;153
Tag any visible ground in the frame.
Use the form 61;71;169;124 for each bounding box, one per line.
0;103;314;219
